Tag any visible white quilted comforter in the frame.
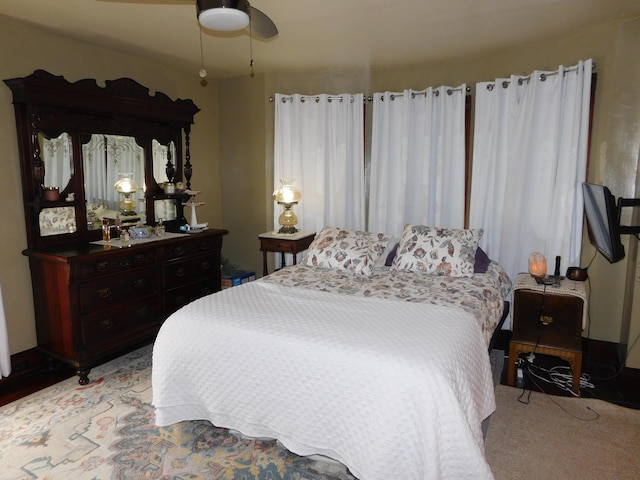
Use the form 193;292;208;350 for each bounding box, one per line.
153;276;503;479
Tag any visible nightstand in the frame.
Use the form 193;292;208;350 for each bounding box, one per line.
507;273;588;395
259;230;316;276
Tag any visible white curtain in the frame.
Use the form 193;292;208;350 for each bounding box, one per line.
273;93;365;232
0;284;10;378
469;59;593;284
83;134;145;210
368;86;467;237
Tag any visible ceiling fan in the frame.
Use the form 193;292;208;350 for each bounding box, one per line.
196;0;278;39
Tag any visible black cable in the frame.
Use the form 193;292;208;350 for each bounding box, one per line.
515;357;599;420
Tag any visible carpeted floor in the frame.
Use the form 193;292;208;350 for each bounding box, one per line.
0;345;355;480
485;384;640;480
2;345;638;479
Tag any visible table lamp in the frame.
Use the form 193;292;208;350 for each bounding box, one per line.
114;173;139;217
273;178;301;234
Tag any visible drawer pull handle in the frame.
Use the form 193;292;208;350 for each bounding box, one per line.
175;295;187;305
540;315;554;326
97;261;109;272
134;307;149;318
100;318;114;330
200;261;211;271
134;254;146;264
174;268;186;277
174;247;185;256
97;288;112;298
133;278;147;289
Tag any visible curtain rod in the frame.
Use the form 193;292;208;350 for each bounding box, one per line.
486;62;596;91
269;86;471;103
269;94;359;103
269;61;595;100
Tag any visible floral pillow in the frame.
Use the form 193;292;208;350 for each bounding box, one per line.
392;225;483;277
304;226;393;275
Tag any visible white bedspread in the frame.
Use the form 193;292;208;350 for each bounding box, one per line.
153;280;496;479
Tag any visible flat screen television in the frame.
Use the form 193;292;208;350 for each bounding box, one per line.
582;183;625;263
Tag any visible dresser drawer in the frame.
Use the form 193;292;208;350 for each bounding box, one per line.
81;296;159;345
164;235;223;261
513;290;583;350
73;250;156;281
164;279;217;315
163;254;217;289
79;267;159;314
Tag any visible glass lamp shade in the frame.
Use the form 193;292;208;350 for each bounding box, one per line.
114;173;139;216
199;8;250;31
273;178;301;204
114;173;138;194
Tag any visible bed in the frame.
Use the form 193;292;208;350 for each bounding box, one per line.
152;225;512;480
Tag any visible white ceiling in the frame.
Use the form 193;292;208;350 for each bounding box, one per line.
2;0;640;79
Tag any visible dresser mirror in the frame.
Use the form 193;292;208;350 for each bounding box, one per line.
4;70;200;250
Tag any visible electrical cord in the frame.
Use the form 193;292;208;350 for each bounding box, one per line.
515;357;600;420
519;360;600;421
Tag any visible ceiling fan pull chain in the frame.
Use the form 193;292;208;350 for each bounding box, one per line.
198;27;208;81
249;19;255;78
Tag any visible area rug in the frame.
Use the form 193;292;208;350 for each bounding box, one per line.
0;345;356;480
485;384;640;480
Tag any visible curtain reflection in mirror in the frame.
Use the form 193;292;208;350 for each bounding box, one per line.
83;134;144;212
42;132;73;191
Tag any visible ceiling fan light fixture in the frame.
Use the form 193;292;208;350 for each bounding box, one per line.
199;8;249;31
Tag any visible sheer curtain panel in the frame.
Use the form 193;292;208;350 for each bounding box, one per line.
42;132;72;191
469;59;593;285
273;93;365;233
368;86;467;237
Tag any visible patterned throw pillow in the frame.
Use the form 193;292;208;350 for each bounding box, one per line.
392;225;483;277
304;226;393;275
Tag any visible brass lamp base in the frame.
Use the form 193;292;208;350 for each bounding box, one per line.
277;202;298;234
278;226;299;234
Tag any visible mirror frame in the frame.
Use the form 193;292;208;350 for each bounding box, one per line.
4;70;199;250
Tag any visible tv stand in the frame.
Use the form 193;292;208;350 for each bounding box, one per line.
617;197;640;236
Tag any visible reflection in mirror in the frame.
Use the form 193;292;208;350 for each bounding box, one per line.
152;139;176;185
83;134;146;223
39;206;76;236
41;132;73;192
154;199;178;223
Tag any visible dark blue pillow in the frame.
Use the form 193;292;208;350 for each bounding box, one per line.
384;242;400;267
474;247;491;273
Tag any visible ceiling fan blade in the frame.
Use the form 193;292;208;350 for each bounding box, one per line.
249;6;278;38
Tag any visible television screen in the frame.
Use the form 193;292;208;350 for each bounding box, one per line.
582;183;625;263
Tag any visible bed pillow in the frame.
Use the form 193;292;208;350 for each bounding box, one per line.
474;246;492;274
375;237;401;268
392;225;483;277
304;226;393;275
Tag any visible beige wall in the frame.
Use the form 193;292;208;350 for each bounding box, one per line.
0;16;222;354
2;14;639;368
218;18;640;367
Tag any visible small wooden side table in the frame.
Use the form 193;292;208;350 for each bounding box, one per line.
259;230;316;276
507;273;588;395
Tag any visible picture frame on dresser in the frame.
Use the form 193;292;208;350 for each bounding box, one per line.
4;70;228;384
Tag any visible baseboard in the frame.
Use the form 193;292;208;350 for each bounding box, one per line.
0;348;73;396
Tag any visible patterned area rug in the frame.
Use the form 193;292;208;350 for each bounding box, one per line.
0;345;356;480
